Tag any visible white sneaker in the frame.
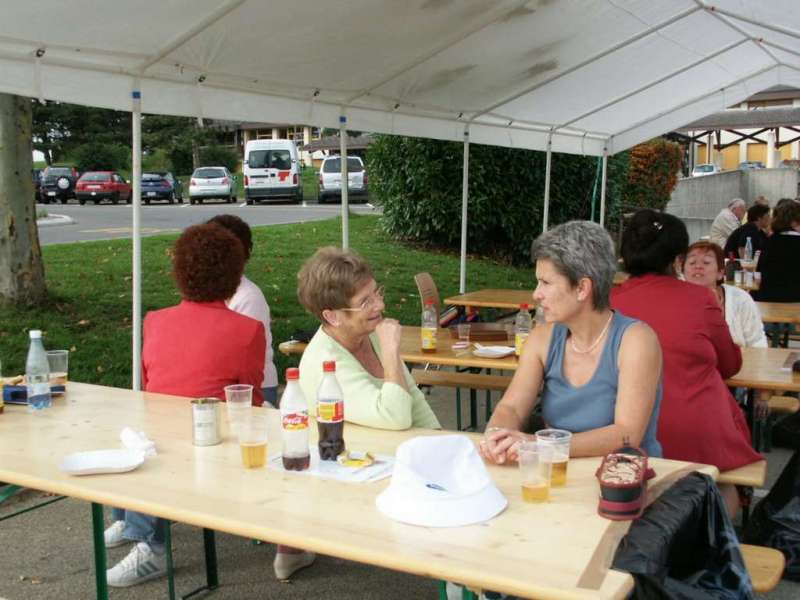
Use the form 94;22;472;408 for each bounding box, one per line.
273;551;315;580
104;520;128;549
107;542;167;588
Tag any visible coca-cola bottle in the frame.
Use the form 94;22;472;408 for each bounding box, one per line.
280;367;310;471
317;360;345;460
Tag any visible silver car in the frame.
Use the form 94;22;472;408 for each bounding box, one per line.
189;167;235;204
318;156;367;203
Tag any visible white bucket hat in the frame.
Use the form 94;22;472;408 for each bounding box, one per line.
376;435;507;527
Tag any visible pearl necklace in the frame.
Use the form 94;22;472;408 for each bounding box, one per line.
569;312;614;354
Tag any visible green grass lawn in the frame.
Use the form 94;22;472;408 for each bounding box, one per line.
0;215;533;388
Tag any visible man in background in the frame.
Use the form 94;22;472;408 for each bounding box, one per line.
710;198;746;248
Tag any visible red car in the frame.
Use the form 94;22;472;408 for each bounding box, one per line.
75;171;132;205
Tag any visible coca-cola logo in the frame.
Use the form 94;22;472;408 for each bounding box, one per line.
282;413;309;429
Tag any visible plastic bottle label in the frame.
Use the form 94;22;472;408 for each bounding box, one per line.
515;332;529;356
282;412;309;430
421;327;437;350
317;400;344;423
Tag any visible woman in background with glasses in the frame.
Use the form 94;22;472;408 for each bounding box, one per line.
296;247;440;430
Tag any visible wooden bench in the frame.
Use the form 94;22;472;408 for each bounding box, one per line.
718;460;767;530
411;368;513;431
769;395;800;415
411;368;512;392
741;544;785;593
717;460;767;487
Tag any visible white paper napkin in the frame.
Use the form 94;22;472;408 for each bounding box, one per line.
120;427;157;459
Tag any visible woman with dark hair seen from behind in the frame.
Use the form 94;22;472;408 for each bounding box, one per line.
611;210;761;516
104;223;266;588
755;200;800;303
207;214;279;406
481;221;662;465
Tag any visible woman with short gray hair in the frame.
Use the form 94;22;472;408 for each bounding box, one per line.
480;221;663;463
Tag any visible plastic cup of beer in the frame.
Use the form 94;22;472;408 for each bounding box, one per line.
224;384;253;437
238;413;268;469
517;441;552;503
535;429;572;487
46;350;69;394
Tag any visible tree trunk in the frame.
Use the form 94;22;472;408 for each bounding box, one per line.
0;93;47;305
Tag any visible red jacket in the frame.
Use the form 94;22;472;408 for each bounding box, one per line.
611;274;761;471
142;300;265;406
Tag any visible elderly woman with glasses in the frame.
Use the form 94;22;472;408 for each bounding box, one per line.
481;221;663;465
297;247;440;430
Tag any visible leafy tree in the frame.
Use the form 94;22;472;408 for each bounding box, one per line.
199;144;239;172
623;138;682;211
72;142;131;172
31;101;130;163
1;94;46;304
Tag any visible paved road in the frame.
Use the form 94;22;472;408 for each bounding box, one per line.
37;200;378;245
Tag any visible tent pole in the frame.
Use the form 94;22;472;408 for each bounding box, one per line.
542;131;552;233
459;128;470;294
339;114;349;249
599;147;608;228
131;84;142;391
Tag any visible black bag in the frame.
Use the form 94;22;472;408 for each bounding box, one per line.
743;449;800;580
612;472;753;600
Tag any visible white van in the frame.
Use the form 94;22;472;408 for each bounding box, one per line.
243;139;303;204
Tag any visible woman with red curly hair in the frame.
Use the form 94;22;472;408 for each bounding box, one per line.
104;223;265;589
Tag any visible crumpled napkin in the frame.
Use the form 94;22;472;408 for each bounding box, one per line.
120;427;157;459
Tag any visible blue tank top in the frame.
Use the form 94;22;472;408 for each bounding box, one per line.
541;311;662;457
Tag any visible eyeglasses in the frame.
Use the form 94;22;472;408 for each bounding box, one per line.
339;285;385;312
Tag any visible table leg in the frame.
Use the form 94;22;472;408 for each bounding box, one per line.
181;528;218;599
90;503;109;600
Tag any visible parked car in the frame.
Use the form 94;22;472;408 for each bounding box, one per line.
243;139;302;204
75;171;132;205
318;155;368;203
691;163;722;177
142;171;182;204
32;169;42;199
39;165;79;203
738;161;765;170
189;167;235;204
780;159;800;169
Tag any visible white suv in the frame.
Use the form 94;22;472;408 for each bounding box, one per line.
318;156;367;203
189;167;235;204
691;164;721;177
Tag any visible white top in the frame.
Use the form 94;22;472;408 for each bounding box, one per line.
723;284;768;349
226;275;278;388
709;208;741;249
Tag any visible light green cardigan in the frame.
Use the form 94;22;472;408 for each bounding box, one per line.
298;327;441;430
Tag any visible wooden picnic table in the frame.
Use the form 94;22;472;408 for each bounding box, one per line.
444;289;534;310
756;302;800;325
443;275;629;311
725;347;800;392
280;327;519;371
0;382;718;600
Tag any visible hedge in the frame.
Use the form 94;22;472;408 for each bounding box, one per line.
367;135;630;265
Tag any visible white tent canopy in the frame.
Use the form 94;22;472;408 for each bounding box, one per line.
3;1;800;157
3;0;800;386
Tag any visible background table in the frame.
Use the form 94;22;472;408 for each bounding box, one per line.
756;302;800;325
444;289;534;310
0;382;716;600
726;347;800;392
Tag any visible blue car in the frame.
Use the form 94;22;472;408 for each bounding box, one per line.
142;171;183;204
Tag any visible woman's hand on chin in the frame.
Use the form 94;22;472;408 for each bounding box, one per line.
478;427;533;464
376;318;402;355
